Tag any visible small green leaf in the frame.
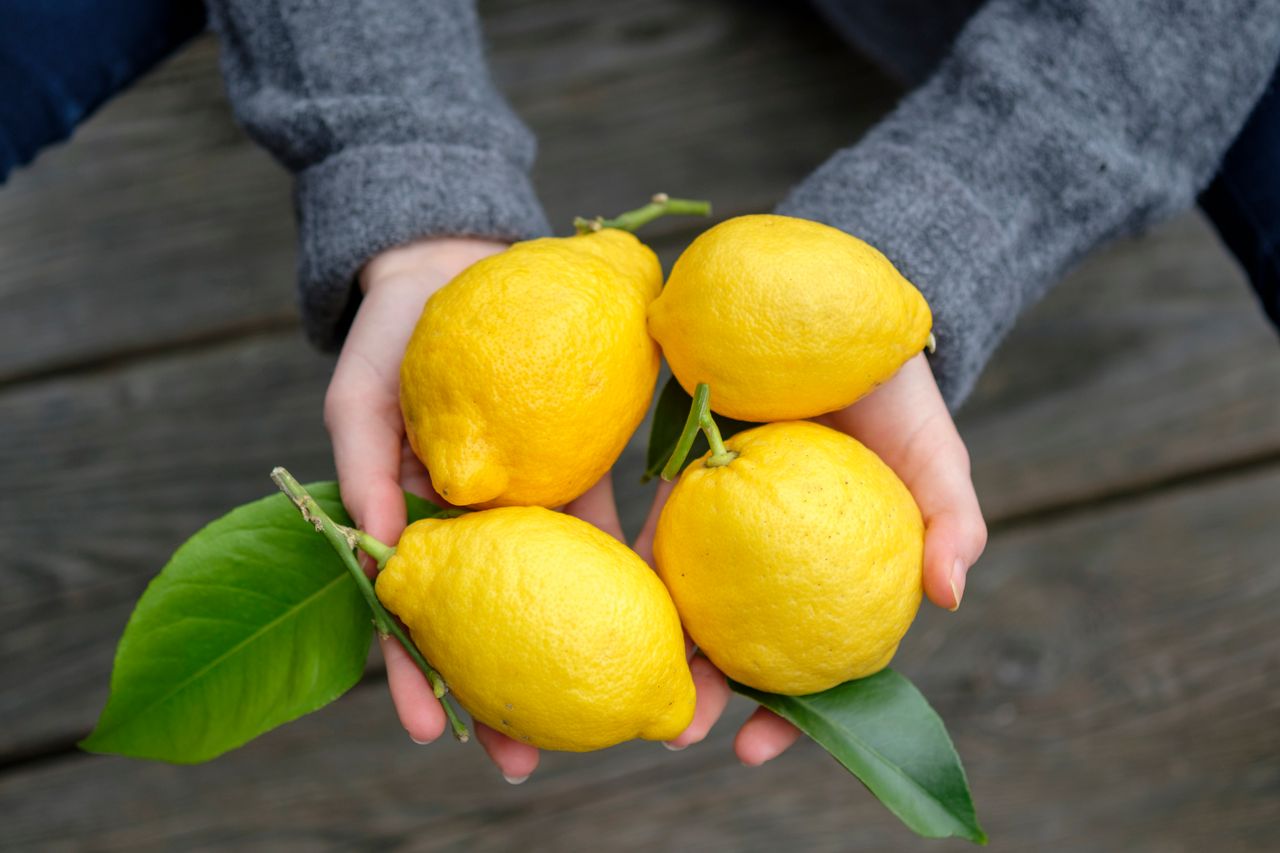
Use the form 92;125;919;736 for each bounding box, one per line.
731;670;986;844
81;482;451;764
644;376;754;481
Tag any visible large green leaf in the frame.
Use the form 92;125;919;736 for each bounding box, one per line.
81;482;449;764
731;670;986;844
644;376;755;480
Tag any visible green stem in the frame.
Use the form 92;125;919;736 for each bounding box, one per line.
574;193;711;235
270;467;470;743
659;383;738;480
356;531;396;570
660;384;710;481
699;405;736;468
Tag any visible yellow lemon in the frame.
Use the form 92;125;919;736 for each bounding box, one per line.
654;420;923;695
648;214;932;421
401;229;661;508
376;506;695;751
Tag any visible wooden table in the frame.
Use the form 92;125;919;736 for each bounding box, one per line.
2;2;1277;849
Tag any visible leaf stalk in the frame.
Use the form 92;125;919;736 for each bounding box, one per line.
270;467;470;742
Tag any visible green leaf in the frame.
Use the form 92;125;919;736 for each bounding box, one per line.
730;670;986;844
644;376;755;481
81;481;451;764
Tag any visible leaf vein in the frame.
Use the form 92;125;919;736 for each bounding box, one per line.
92;570;357;745
794;701;971;830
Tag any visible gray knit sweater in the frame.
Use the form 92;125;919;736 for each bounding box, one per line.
206;0;1280;409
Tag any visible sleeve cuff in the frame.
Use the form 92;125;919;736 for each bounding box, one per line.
294;142;552;351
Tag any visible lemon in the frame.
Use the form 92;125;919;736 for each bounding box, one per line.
648;214;932;422
401;229;661;508
654;420;923;695
376;506;696;751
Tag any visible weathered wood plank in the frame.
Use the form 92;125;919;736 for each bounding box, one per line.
502;0;894;236
961;214;1280;520
0;337;331;756
0;38;299;385
4;464;1277;851
0;0;887;383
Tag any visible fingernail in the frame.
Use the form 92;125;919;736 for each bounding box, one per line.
949;558;967;611
503;774;530;785
410;735;434;745
662;741;687;752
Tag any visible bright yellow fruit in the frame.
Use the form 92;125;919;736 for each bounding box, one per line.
401;229;661;508
376;506;696;751
648;214;932;422
654;421;923;695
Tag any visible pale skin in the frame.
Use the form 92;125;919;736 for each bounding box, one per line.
326;236;988;781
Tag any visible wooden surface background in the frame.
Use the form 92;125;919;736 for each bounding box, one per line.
2;1;1278;850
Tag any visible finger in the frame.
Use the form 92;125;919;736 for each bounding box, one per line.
919;461;987;611
665;654;731;749
327;393;406;546
892;413;985;611
326;276;448;538
474;722;541;784
378;635;446;744
563;472;624;541
325;359;408;547
735;707;802;766
632;479;674;565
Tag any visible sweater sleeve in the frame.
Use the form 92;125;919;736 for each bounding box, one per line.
778;0;1280;409
204;0;551;350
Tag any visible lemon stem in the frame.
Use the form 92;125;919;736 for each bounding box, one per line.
700;406;736;468
573;192;711;235
270;467;470;743
660;383;737;480
356;531;396;570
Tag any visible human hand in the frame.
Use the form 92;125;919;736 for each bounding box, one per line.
632;353;987;764
326;236;628;783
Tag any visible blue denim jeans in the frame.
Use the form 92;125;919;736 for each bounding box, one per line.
1200;62;1280;330
0;1;1276;330
0;0;205;181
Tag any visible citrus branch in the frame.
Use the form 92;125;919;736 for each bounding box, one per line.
270;467;470;743
574;192;711;235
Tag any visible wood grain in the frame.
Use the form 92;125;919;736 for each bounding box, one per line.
0;0;888;384
961;213;1280;520
0;39;299;386
4;463;1277;851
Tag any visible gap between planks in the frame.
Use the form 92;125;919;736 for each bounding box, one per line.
0;314;301;391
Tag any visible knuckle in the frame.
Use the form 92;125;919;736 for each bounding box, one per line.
969;514;989;554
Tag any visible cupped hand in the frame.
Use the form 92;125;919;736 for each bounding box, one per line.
632;353;987;765
325;236;626;784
